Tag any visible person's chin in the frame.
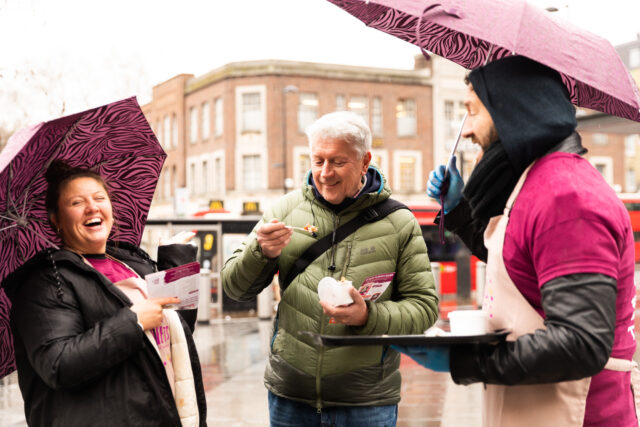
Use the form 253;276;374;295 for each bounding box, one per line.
324;195;346;205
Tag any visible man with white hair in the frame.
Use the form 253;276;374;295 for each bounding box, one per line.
222;111;438;426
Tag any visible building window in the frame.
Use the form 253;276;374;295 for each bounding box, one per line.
189;163;197;195
214;157;223;193
348;96;369;125
372;154;383;169
214;98;223;137
172;165;177;190
171;114;178;148
630;47;640;68
444;100;465;141
163;116;171;149
189;107;198;144
592;133;608;145
202;102;210;141
241;92;262;132
626;169;637;193
336;94;346;111
444;100;454;139
298;93;318;133
297;153;310;187
398;156;416;191
371;149;389;175
590;156;613;185
372;97;383;137
164;167;171;199
202;160;209;194
397;98;417;137
242;154;262;190
625;135;637;156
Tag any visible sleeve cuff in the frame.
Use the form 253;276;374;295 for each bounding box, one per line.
350;301;378;335
129;309;145;332
157;243;198;269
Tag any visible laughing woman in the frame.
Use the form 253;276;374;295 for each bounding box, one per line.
2;160;206;426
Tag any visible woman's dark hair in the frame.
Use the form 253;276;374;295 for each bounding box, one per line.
45;160;110;216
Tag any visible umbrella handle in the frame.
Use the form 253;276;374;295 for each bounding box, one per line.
438;175;450;244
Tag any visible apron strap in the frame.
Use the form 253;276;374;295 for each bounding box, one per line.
504;163;535;213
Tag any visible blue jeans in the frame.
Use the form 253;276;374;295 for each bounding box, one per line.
268;391;398;427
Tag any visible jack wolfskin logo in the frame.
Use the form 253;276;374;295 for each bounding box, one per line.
360;246;376;255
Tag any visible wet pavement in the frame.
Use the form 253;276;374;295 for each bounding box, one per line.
195;316;482;427
0;313;482;427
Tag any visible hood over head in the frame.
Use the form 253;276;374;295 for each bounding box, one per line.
468;55;576;172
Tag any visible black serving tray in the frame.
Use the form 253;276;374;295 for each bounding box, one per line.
299;329;510;347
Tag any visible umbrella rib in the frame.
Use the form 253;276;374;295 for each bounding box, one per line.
90;153;165;169
5;164;19;217
3;166;10;217
20;121;81;209
0;223;18;232
22;223;60;250
18;192;46;224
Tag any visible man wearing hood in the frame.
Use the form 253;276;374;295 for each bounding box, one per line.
395;55;637;426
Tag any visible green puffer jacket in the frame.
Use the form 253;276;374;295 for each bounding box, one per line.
221;168;438;409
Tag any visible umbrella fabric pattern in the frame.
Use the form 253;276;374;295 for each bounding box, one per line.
0;97;165;378
328;0;640;123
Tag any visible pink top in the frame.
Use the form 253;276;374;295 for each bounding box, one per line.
85;256;136;282
503;152;636;426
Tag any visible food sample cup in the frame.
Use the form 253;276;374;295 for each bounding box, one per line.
448;310;488;335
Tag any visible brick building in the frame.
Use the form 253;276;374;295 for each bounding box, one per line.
142;57;466;217
576;37;640;193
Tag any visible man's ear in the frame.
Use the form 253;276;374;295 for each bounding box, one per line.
362;152;372;174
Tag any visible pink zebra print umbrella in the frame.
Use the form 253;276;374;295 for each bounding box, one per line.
0;96;165;378
328;0;640;123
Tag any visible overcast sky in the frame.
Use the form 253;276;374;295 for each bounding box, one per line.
1;0;639;130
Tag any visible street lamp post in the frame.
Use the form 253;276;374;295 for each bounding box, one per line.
282;84;299;194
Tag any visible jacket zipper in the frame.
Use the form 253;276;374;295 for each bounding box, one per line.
328;214;340;271
340;242;352;280
316;213;342;409
315;310;327;410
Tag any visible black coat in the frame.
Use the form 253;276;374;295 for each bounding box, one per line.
4;242;207;426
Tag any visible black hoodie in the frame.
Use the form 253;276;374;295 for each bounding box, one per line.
462;55;577;221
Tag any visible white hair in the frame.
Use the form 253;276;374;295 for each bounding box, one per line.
305;111;372;157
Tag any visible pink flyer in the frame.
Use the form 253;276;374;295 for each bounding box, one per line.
145;262;201;309
358;272;395;302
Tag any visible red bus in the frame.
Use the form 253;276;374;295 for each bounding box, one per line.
618;194;640;263
409;203;480;299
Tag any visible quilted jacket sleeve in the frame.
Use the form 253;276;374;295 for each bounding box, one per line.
221;216;280;302
11;269;145;391
353;209;439;336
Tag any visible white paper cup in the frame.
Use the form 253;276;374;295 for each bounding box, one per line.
317;277;354;306
448;310;488;336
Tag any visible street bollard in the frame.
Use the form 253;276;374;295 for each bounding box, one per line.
197;269;211;324
431;262;441;296
257;283;275;320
